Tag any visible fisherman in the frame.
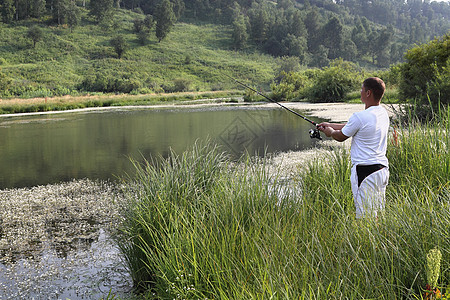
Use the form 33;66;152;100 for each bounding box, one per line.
317;77;389;219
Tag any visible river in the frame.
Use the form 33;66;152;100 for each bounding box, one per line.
0;104;326;299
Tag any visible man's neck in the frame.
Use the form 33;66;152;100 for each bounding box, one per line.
365;101;380;109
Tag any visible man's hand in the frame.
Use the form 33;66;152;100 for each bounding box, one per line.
318;125;334;137
317;122;332;129
317;122;346;130
317;123;349;142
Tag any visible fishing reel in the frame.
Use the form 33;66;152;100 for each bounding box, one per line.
309;128;322;140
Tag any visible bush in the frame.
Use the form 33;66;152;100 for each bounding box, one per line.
78;73;140;93
110;35;128;59
426;59;450;105
399;34;450;108
115;78;141;93
270;71;312;101
243;88;264;102
162;78;191;93
384;64;403;87
306;59;361;103
0;71;12;94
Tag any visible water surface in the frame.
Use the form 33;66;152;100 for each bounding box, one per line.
0;106;324;299
0;106;323;188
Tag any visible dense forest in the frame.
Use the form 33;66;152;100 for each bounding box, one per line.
0;0;448;98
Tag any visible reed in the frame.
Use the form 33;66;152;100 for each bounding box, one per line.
117;108;449;299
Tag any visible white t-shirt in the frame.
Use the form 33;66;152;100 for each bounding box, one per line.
341;105;389;167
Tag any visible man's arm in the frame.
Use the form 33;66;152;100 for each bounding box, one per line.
317;122;346;130
317;123;349;142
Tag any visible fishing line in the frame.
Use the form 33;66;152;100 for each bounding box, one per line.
226;75;322;140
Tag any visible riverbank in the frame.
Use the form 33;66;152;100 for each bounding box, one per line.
0;91;243;115
0;96;393;123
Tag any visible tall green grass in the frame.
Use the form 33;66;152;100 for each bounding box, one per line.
117;108;449;299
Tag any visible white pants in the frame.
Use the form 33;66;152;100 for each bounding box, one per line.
351;165;389;219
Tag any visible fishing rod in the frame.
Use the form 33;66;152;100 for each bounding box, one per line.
227;75;322;140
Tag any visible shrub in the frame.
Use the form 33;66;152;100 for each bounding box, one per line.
243;88;264;102
162;78;191;93
426;59;450;105
399;34;450;109
306;59;361;103
0;71;12;94
114;78;141;93
173;78;191;92
78;73;140;93
27;25;43;48
110;35;128;59
271;71;312;101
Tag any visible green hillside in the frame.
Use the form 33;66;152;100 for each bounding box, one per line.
0;8;278;98
0;0;448;101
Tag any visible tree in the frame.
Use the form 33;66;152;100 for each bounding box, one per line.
351;18;369;57
277;0;294;10
341;38;358;62
134;15;153;45
27;25;42;48
0;0;15;23
89;0;114;23
369;26;393;67
143;14;154;30
133;17;145;33
232;12;249;50
110;35;128;58
263;36;283;57
51;0;65;24
186;0;209;19
321;16;344;60
399;34;450;108
49;0;79;28
171;0;185;19
66;0;81;31
249;4;271;45
304;9;321;53
310;45;329;68
13;0;30;20
281;34;307;60
154;0;176;42
30;0;45;18
287;9;307;39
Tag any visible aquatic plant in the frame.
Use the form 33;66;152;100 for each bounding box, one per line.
0;179;130;298
427;248;443;289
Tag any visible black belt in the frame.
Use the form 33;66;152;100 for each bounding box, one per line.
356;164;386;187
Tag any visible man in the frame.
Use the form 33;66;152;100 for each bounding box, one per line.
317;77;389;218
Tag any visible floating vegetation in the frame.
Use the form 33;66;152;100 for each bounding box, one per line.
0;179;132;299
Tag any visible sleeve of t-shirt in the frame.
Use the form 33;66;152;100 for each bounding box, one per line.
341;113;361;137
